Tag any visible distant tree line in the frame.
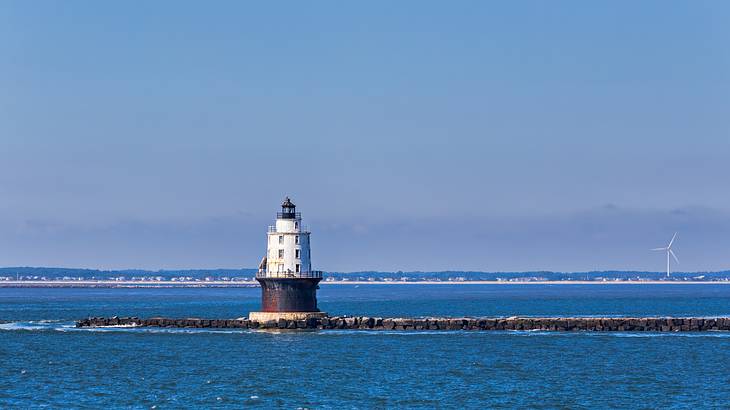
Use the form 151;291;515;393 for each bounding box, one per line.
1;267;730;281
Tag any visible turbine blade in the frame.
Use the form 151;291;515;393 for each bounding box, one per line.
668;232;677;248
670;249;679;264
651;248;666;251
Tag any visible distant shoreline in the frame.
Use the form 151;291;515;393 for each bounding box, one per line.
1;280;730;288
322;280;730;285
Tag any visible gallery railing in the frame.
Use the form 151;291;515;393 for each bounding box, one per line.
256;270;323;279
276;212;302;219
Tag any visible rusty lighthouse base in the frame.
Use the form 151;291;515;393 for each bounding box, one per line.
248;276;327;322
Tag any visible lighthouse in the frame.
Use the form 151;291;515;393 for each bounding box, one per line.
248;197;326;322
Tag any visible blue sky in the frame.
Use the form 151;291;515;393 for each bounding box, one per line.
1;2;728;271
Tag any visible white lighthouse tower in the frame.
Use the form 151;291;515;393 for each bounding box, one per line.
264;197;311;276
248;197;325;322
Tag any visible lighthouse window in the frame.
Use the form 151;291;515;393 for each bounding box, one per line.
278;235;284;244
296;264;300;273
295;235;299;245
296;249;300;258
278;249;284;258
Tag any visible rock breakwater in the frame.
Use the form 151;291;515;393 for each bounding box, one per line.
76;316;730;332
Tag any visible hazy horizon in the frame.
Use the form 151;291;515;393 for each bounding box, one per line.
1;2;728;272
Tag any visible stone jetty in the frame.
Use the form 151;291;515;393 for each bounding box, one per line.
76;316;730;332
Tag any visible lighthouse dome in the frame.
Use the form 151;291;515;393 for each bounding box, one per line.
279;196;299;219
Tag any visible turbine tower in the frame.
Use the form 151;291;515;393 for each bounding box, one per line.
652;233;679;277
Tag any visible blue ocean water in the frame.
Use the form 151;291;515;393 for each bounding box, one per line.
1;284;730;408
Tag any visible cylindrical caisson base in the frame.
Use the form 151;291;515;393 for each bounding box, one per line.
256;277;321;312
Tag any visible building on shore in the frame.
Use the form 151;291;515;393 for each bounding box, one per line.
248;197;326;322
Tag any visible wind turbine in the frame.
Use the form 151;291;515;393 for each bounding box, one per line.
652;233;679;277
